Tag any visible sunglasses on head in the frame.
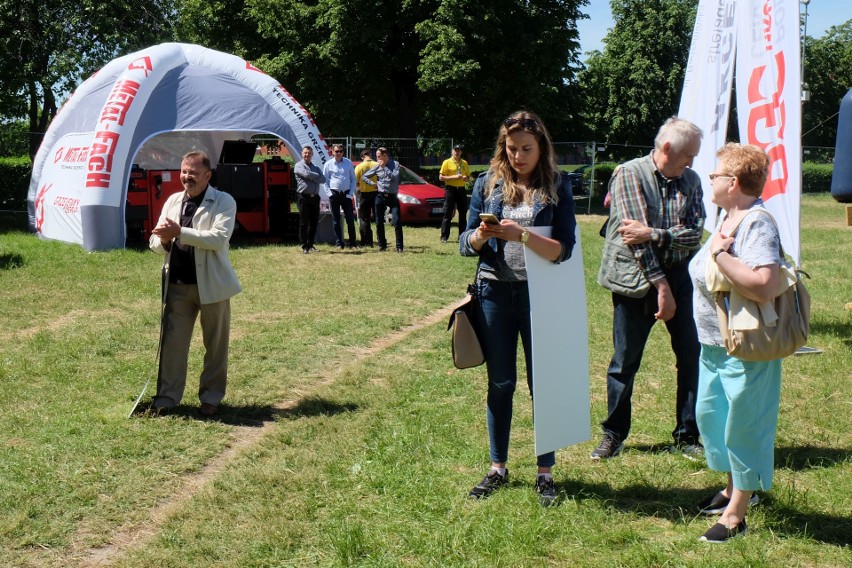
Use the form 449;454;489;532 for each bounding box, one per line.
503;117;540;131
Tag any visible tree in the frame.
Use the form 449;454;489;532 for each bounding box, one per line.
0;0;177;158
416;0;587;152
802;20;852;152
579;0;697;148
175;0;588;152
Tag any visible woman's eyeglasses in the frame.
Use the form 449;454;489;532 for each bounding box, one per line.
503;117;540;131
708;173;734;182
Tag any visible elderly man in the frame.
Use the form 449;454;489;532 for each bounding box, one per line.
592;117;705;460
149;151;242;417
323;143;358;250
360;147;403;252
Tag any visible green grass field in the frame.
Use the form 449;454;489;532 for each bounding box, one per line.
0;194;849;567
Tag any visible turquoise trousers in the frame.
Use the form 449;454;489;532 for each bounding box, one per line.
696;344;782;491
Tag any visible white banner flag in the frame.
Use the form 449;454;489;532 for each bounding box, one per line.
736;0;802;263
678;0;739;230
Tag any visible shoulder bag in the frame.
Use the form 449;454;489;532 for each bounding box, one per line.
711;209;811;361
447;281;484;369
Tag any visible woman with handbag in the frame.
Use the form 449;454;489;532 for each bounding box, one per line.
687;143;784;543
459;110;576;506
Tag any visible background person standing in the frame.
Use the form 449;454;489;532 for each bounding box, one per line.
293;145;326;254
322;143;358;250
148;151;242;417
354;148;377;247
439;144;471;243
361;147;403;252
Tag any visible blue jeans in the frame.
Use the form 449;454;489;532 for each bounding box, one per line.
375;193;403;250
601;262;700;444
473;279;555;468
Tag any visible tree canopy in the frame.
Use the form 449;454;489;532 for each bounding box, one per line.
0;0;176;157
1;0;849;163
801;20;852;151
578;0;697;149
175;0;588;153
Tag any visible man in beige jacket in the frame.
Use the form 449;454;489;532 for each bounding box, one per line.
149;151;242;417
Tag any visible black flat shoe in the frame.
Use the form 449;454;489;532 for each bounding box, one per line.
700;519;748;543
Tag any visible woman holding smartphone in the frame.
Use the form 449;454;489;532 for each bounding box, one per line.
459;110;577;506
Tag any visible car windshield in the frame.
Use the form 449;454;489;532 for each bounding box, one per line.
399;166;427;185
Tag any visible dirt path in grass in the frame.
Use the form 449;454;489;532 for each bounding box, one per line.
72;301;458;568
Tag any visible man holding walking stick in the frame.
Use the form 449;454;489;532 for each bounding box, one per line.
148;150;242;417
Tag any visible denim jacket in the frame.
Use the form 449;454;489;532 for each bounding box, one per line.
459;171;576;273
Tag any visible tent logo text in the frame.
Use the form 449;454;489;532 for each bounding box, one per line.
127;56;153;77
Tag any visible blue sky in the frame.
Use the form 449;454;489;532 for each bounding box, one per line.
576;0;852;59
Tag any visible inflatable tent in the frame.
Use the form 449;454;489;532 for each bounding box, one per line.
28;42;330;250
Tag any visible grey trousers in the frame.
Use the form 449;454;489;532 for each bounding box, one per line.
154;283;230;408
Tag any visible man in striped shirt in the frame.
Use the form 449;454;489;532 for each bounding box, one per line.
593;117;706;460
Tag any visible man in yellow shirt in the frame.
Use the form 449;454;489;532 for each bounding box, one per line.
354;148;377;247
439;144;471;243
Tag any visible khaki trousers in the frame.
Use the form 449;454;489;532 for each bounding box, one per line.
154;283;230;408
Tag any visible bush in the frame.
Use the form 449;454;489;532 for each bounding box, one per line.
802;162;833;193
0;156;32;210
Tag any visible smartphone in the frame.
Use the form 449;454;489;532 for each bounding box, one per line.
479;213;500;224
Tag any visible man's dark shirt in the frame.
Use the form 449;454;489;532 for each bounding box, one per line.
169;188;207;285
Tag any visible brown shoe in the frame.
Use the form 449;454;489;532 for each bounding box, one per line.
199;403;218;417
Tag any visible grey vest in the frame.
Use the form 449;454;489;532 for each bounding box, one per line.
597;154;700;297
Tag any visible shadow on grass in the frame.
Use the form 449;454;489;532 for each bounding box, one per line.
775;445;851;471
133;396;359;425
275;396;359;420
808;318;852;349
0;252;25;269
559;472;851;546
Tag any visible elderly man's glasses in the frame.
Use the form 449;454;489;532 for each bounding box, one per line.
503;117;540;131
708;173;734;182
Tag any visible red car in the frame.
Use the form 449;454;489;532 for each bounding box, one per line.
355;162;446;224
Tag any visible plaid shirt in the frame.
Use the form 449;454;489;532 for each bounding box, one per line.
612;158;705;283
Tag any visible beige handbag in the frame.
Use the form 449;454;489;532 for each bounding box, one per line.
447;284;484;369
710;210;811;361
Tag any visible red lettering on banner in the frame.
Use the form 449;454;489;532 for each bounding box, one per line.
85;129;120;188
52;196;80;213
762;2;774;48
746;49;788;200
86;172;111;188
54;147;64;163
127;56;153;77
34;183;52;232
99;80;140;125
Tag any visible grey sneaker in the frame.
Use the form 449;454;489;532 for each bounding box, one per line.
535;476;558;507
671;442;705;461
590;435;624;460
469;470;508;499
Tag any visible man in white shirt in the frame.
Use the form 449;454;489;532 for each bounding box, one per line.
322;143;358;250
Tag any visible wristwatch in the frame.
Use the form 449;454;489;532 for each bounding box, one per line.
650;229;660;243
519;228;530;244
712;248;727;260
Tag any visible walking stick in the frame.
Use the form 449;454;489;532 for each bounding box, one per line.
128;253;171;418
